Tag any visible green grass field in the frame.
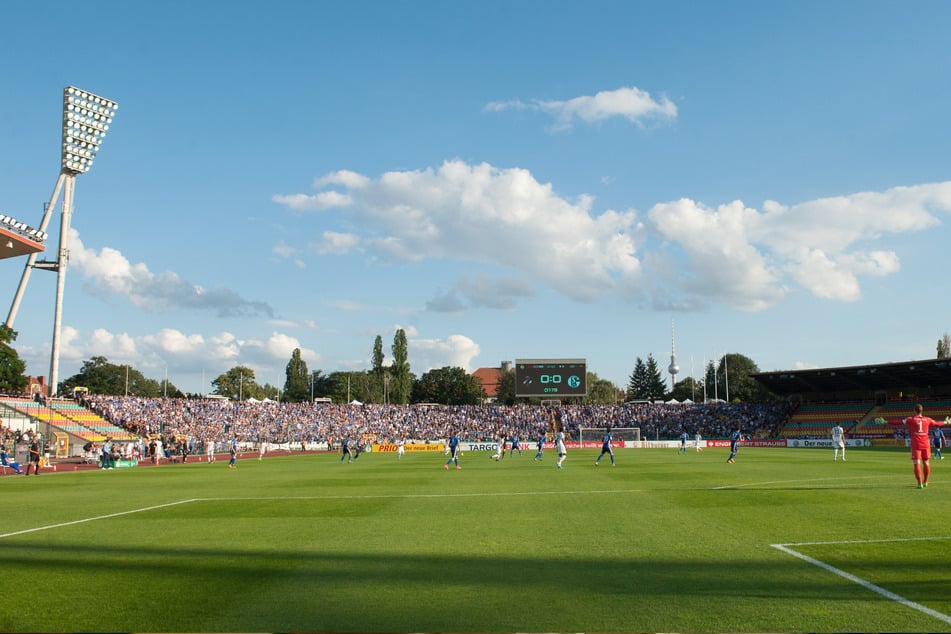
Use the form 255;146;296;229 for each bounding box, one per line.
1;445;949;633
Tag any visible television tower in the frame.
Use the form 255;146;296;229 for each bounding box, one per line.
667;319;680;391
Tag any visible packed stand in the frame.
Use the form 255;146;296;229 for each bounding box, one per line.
80;395;793;451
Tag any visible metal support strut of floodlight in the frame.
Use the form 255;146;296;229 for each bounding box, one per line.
5;86;117;396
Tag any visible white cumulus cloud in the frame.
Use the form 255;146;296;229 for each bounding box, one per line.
69;230;274;318
411;334;481;373
276;159;644;304
274;159;951;312
486;85;678;132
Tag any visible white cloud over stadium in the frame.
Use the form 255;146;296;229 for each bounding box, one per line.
274;159;951;313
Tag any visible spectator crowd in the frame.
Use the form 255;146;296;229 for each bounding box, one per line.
78;395;794;455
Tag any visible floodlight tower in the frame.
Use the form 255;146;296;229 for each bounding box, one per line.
6;86;118;396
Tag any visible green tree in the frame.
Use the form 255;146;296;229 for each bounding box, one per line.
283;348;310;402
157;375;184;399
938;332;951;359
670;376;703;402
58;356;171;397
308;370;327;401
626;357;648;400
412;366;484;405
644;354;668;401
494;367;516;405
0;326;28;394
369;335;385;403
626;355;673;401
322;371;372;404
582;371;621;404
261;383;282;401
212;365;263;400
390;328;412;405
714;353;773;402
704;360;718;401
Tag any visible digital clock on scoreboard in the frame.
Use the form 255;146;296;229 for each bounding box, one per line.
514;358;587;398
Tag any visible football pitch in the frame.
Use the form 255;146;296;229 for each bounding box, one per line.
0;446;949;633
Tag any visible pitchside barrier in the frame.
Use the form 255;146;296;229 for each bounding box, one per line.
785;438;872;448
369;438;890;453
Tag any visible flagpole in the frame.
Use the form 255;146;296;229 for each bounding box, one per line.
724;353;730;403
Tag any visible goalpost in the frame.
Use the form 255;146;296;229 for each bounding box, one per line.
578;427;640;445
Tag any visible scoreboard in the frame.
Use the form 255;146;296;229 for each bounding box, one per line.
515;358;587;398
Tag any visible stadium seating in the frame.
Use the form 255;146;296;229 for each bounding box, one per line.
0;397;135;442
779;402;874;438
49;401;136;440
851;399;951;437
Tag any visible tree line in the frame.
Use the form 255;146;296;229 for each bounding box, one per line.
1;323;780;404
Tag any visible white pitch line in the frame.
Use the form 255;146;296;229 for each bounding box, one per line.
0;489;644;539
771;540;951;626
712;474;893;490
0;499;200;540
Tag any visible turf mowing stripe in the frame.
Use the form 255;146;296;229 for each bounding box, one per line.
771;541;951;626
0;498;201;539
200;488;644;501
778;535;951;547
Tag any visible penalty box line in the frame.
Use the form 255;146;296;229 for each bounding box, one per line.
771;537;951;626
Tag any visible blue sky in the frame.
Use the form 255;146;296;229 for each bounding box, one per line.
2;0;951;395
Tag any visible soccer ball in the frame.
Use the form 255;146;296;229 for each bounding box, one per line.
491;454;499;461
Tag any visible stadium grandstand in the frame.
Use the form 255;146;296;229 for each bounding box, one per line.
0;212;47;261
0;396;134;442
754;358;951;439
2;357;949;467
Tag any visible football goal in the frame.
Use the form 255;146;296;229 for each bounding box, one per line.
578;427;640;444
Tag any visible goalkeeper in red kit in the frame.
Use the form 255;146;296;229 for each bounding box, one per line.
891;403;947;488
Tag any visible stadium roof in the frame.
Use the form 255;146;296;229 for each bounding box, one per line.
0;227;44;260
752;358;951;399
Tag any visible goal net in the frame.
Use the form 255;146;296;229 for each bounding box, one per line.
578;427;640;445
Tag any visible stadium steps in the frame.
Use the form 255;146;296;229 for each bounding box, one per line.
0;398;136;441
49;401;137;441
854;400;951;437
779;402;873;437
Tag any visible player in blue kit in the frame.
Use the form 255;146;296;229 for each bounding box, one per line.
534;432;547;461
595;428;615;466
934;426;945;460
1;447;24;473
679;430;688;455
727;427;742;463
444;432;461;470
340;436;353;464
509;433;522;457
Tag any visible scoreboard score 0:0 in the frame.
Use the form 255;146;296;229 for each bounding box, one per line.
514;358;587;397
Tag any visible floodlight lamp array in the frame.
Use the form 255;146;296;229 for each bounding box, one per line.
62;86;118;174
0;213;48;242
